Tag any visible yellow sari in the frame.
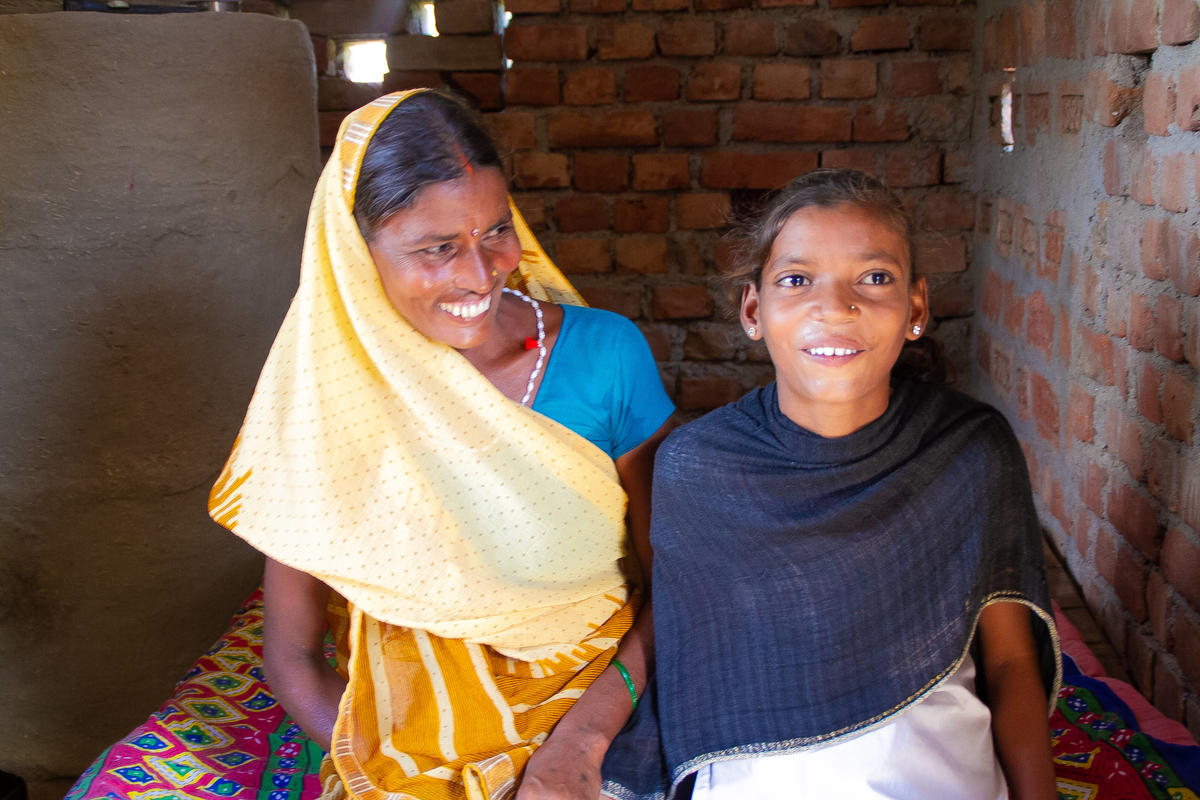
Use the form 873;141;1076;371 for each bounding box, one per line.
210;91;637;799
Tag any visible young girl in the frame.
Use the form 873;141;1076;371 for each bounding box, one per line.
602;168;1060;800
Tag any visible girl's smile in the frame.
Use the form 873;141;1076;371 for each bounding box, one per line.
741;202;929;438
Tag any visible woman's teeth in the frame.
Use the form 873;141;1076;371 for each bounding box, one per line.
807;347;860;356
439;295;492;319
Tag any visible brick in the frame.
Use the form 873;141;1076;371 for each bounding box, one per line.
1171;231;1200;297
994;7;1019;67
1164;529;1200;609
821;147;879;176
1163;0;1200;44
451;73;502;110
1019;3;1046;63
434;0;494;34
1085;69;1139;127
506;0;558;12
1130;293;1157;351
1147;435;1178;509
920;14;972;51
1025;291;1055;359
1103;140;1125;196
639;323;673;361
614;195;670;233
505;25;588;62
1144;72;1175;137
686;62;742;102
990;341;1013;394
922;191;975;230
387;34;504;71
759;0;816;7
1068;383;1096;442
725;19;778;56
554;195;609;233
885;147;941;187
652;285;714;319
1139;362;1164;423
1143;217;1172;281
1132;152;1157;206
694;0;750;10
1030;371;1061;444
1157;294;1185;362
570;0;625;12
506;67;560;105
317;77;385;112
624;65;679;102
658;20;717;57
548;110;657;148
753;63;812;100
914;234;966;274
1163;369;1196;442
1080;327;1116;385
1106;0;1161;53
1081;459;1108;516
1109;482;1163;559
701;151;819;189
1153;659;1185;720
1160;154;1189;212
1148;570;1173;645
291;0;410;35
1060;92;1084;134
943;149;970;183
1046;0;1078;58
615;235;669;274
679;376;743;410
632;0;686;9
1177;607;1200;687
1178;66;1200;134
981;269;1003;323
513;194;547;230
853;104;911;141
891;61;941;97
485;111;536;151
662;108;719;147
1096;523;1119;585
562;68;616;105
851;16;911;51
632;154;690;191
1108;405;1146;479
1115;545;1149;621
512;152;569;189
597;23;656;60
676;193;731;230
379;70;443;93
311;35;331;74
784;19;839;56
683;323;741;361
733;104;852;142
573;153;628;192
1060;305;1073;366
821;60;878;99
1184;464;1200;533
1107;283;1130;338
580;286;640;318
556;237;612;273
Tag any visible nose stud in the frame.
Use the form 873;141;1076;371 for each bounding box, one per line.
848;304;857;312
470;228;480;239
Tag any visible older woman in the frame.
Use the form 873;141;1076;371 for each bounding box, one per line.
209;90;672;800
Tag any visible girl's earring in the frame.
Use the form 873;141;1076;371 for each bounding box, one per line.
912;324;922;336
746;326;757;338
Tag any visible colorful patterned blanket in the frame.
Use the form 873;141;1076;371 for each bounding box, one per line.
67;592;1200;800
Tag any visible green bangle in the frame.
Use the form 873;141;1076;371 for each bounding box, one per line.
612;658;638;711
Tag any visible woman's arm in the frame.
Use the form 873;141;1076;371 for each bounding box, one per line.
977;601;1056;800
516;420;672;800
262;556;347;752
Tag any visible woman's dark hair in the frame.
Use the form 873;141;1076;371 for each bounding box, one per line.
353;90;503;241
723;167;948;383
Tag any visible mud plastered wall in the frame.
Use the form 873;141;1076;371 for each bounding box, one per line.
970;0;1200;738
0;11;319;790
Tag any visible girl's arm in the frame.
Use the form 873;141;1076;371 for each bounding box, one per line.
262;556;347;752
977;601;1057;800
516;420;671;800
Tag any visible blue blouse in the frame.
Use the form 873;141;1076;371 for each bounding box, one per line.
532;304;674;459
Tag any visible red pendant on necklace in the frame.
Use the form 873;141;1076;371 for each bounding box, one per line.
524;337;538;351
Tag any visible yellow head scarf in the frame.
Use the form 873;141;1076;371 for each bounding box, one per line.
210;91;628;658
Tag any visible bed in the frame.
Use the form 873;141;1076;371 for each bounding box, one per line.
65;591;1200;800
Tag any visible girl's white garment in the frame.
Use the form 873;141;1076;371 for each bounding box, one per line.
691;655;1008;800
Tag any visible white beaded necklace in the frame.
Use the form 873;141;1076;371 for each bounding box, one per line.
502;287;545;406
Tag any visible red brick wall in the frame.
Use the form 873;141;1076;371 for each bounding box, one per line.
496;1;978;413
972;0;1200;736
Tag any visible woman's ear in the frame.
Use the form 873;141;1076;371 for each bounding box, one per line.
906;275;930;340
740;283;762;340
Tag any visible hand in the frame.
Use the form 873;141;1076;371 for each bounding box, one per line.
515;728;607;800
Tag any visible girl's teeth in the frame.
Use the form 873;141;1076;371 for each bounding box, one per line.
439;295;492;319
808;347;859;357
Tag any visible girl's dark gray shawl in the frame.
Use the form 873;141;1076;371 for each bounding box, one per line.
602;380;1060;800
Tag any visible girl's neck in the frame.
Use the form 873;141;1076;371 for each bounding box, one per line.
776;384;891;438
